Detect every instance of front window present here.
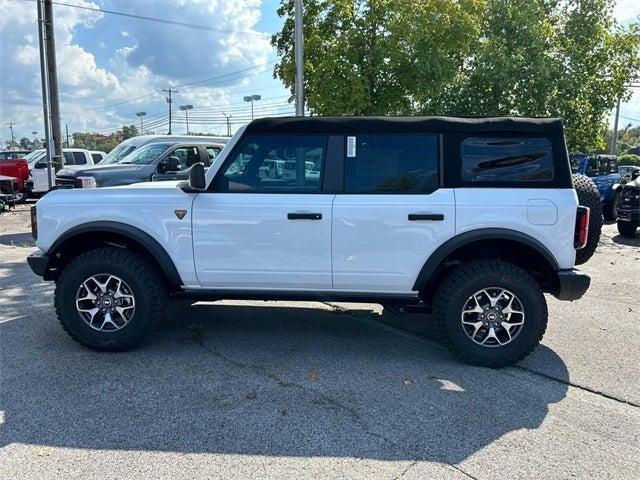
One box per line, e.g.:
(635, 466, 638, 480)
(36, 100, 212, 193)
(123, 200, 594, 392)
(214, 134, 326, 193)
(119, 143, 171, 165)
(101, 144, 137, 165)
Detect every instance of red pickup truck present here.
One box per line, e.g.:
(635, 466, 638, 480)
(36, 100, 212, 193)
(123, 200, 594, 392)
(0, 151, 31, 203)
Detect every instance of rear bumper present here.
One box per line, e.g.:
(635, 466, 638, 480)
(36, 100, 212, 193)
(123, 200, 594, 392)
(553, 269, 590, 301)
(27, 250, 49, 277)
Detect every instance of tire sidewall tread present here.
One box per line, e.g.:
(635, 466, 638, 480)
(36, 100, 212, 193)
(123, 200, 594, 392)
(54, 247, 167, 351)
(433, 259, 548, 368)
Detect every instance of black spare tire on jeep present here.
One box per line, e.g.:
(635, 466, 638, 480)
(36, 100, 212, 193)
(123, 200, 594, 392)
(572, 173, 602, 265)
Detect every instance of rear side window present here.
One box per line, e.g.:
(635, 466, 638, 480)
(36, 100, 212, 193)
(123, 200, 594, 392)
(73, 152, 87, 165)
(91, 153, 103, 162)
(344, 135, 438, 193)
(461, 137, 553, 183)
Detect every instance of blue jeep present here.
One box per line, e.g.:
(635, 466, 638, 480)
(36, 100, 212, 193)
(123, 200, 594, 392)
(571, 154, 622, 220)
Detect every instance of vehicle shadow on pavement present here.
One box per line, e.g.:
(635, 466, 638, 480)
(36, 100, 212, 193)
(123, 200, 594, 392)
(0, 263, 570, 465)
(611, 233, 640, 247)
(0, 233, 35, 248)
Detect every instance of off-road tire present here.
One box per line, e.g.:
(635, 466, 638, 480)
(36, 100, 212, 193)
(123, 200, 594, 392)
(573, 173, 602, 265)
(617, 220, 638, 237)
(433, 259, 548, 368)
(54, 247, 167, 351)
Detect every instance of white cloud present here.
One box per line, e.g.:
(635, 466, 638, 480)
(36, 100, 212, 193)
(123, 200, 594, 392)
(0, 0, 274, 139)
(613, 0, 640, 24)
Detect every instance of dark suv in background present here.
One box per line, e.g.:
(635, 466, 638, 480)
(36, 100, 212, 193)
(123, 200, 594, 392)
(55, 139, 226, 189)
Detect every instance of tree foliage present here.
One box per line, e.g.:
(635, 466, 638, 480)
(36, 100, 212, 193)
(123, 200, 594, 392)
(273, 0, 640, 152)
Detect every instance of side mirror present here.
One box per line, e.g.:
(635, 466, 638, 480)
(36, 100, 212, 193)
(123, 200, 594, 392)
(167, 156, 181, 171)
(158, 158, 169, 174)
(188, 162, 206, 189)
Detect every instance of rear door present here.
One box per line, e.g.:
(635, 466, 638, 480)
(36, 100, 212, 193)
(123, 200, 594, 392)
(332, 134, 455, 292)
(192, 134, 334, 289)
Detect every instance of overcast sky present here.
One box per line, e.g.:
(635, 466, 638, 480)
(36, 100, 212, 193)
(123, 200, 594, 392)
(0, 0, 638, 143)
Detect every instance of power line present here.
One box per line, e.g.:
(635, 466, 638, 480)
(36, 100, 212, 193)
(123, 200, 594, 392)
(12, 0, 271, 39)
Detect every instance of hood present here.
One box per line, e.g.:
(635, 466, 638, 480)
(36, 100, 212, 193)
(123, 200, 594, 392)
(57, 163, 146, 177)
(108, 180, 182, 189)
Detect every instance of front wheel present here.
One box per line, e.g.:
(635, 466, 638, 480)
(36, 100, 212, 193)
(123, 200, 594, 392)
(617, 220, 638, 238)
(13, 189, 28, 204)
(54, 247, 167, 351)
(433, 260, 548, 368)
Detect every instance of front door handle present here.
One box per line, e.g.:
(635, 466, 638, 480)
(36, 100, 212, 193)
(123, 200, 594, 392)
(287, 213, 322, 220)
(408, 213, 444, 221)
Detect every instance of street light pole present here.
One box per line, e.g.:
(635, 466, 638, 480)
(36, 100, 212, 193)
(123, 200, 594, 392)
(136, 111, 146, 134)
(294, 0, 305, 116)
(37, 0, 53, 189)
(222, 112, 233, 137)
(7, 122, 15, 148)
(179, 105, 193, 134)
(243, 94, 261, 121)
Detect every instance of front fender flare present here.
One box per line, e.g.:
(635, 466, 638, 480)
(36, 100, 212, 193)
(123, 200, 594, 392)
(48, 221, 183, 286)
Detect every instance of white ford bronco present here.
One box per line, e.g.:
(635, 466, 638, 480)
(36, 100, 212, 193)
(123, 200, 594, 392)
(28, 116, 591, 367)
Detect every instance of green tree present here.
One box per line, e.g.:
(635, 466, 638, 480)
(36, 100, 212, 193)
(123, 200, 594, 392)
(273, 0, 640, 152)
(273, 0, 484, 115)
(19, 137, 32, 150)
(122, 125, 139, 139)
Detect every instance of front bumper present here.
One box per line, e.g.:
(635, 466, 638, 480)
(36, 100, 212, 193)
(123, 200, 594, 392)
(553, 269, 591, 301)
(617, 208, 640, 223)
(27, 250, 50, 277)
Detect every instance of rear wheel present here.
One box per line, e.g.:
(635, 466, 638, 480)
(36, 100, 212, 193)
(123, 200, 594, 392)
(572, 174, 602, 265)
(617, 220, 638, 237)
(433, 260, 547, 368)
(54, 247, 167, 351)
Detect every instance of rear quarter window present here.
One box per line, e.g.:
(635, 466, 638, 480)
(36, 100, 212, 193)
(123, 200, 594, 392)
(461, 137, 554, 183)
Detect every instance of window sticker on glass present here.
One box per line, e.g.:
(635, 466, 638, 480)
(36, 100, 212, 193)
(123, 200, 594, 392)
(347, 136, 357, 157)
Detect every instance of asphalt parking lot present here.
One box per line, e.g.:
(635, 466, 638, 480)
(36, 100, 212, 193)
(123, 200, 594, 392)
(1, 202, 639, 479)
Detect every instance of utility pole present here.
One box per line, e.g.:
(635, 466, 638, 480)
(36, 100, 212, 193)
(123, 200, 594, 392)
(43, 0, 63, 171)
(222, 113, 232, 136)
(136, 111, 146, 134)
(37, 0, 53, 189)
(163, 88, 178, 134)
(65, 123, 69, 147)
(7, 122, 15, 148)
(294, 0, 305, 116)
(611, 96, 621, 156)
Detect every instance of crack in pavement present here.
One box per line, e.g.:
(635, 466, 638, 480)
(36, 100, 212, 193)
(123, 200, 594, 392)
(321, 303, 640, 409)
(190, 332, 480, 480)
(190, 335, 408, 455)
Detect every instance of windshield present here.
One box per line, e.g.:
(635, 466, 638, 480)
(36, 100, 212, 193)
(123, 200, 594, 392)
(100, 144, 138, 165)
(118, 143, 171, 165)
(24, 150, 46, 164)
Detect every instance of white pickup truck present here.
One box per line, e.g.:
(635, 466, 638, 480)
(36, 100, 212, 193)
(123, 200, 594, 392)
(25, 148, 105, 195)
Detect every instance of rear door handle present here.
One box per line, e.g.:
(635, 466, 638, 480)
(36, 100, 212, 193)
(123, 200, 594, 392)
(408, 213, 444, 221)
(287, 213, 322, 220)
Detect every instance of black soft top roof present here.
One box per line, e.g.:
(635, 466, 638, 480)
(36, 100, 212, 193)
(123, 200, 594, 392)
(245, 116, 564, 135)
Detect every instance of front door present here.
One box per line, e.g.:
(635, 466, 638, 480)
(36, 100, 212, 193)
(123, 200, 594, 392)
(192, 134, 334, 290)
(332, 134, 455, 292)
